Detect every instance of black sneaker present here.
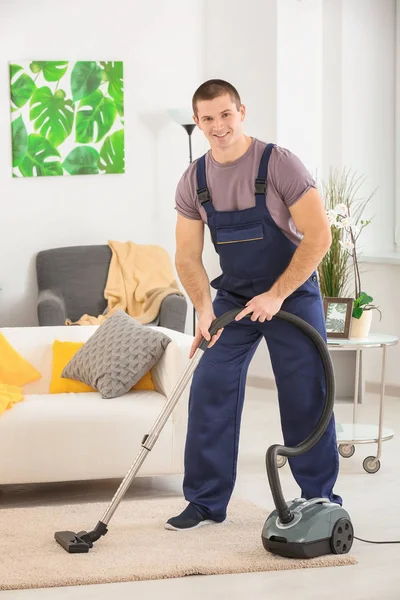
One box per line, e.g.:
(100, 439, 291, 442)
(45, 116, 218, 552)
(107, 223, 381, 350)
(165, 503, 217, 531)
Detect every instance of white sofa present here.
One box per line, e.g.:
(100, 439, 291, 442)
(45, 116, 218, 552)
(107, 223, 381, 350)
(0, 325, 193, 485)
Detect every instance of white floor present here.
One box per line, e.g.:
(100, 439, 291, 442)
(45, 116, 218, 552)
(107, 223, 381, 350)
(1, 386, 400, 600)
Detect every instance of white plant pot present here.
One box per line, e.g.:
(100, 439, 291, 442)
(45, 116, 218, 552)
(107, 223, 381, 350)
(350, 310, 373, 338)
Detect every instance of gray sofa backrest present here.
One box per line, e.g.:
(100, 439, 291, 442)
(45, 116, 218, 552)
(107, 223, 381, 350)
(36, 245, 112, 322)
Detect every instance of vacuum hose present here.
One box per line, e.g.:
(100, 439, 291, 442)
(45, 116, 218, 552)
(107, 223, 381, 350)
(198, 307, 335, 525)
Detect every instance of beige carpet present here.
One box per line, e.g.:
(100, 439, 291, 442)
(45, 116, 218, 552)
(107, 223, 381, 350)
(0, 496, 357, 590)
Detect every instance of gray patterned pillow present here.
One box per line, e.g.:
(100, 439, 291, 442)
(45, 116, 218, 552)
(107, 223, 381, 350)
(61, 310, 171, 399)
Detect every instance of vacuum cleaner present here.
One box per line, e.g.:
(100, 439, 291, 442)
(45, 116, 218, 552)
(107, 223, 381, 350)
(55, 308, 353, 558)
(260, 310, 353, 559)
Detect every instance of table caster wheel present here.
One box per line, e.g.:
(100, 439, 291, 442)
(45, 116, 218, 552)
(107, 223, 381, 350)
(363, 456, 381, 474)
(277, 455, 287, 468)
(338, 444, 355, 458)
(330, 517, 354, 554)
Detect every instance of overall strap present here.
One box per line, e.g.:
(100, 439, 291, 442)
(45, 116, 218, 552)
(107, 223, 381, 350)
(196, 154, 214, 217)
(255, 143, 275, 209)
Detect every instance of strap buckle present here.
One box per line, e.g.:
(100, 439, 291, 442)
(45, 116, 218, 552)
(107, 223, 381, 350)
(255, 178, 266, 195)
(197, 186, 211, 205)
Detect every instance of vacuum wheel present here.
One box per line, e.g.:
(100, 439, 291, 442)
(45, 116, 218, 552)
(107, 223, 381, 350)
(338, 444, 355, 458)
(277, 455, 287, 468)
(363, 456, 381, 474)
(330, 517, 354, 554)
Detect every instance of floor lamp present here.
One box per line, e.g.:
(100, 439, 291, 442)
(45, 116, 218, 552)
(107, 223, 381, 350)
(170, 111, 197, 336)
(181, 123, 196, 164)
(182, 123, 197, 335)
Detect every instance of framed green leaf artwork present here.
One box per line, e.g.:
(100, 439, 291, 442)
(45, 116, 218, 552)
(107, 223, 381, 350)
(9, 61, 125, 177)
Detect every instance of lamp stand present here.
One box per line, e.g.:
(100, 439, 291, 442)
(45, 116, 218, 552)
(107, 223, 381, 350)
(181, 123, 197, 336)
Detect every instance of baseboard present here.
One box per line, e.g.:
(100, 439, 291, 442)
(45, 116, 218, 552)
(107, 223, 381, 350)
(365, 381, 400, 398)
(247, 376, 276, 390)
(247, 376, 400, 398)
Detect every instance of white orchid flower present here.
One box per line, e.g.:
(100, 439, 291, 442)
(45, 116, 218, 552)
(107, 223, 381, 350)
(335, 203, 348, 217)
(327, 209, 337, 226)
(339, 239, 354, 251)
(340, 216, 354, 228)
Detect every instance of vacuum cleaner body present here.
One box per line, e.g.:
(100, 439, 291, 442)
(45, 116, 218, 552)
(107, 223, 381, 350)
(262, 498, 354, 559)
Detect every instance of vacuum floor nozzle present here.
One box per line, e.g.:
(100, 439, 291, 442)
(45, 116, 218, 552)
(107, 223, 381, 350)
(55, 530, 92, 553)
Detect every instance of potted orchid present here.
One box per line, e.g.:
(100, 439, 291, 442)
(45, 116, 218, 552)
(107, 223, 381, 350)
(317, 168, 380, 337)
(327, 203, 381, 336)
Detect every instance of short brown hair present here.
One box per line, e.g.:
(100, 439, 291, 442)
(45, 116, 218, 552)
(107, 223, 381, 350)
(192, 79, 241, 116)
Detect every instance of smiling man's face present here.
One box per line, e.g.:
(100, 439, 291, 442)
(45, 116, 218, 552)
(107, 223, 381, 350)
(193, 93, 246, 152)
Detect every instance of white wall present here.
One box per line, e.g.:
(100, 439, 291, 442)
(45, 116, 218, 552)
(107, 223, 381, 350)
(341, 0, 396, 255)
(395, 0, 400, 247)
(1, 0, 399, 391)
(277, 0, 323, 176)
(278, 0, 396, 258)
(0, 0, 204, 326)
(358, 260, 400, 388)
(322, 0, 343, 173)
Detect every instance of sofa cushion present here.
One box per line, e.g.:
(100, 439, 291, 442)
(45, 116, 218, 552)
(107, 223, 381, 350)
(61, 310, 171, 399)
(0, 333, 41, 387)
(0, 391, 176, 483)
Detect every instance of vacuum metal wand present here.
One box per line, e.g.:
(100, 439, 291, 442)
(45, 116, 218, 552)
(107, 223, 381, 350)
(100, 347, 204, 525)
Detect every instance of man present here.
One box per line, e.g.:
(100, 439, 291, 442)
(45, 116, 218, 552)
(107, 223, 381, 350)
(165, 79, 341, 531)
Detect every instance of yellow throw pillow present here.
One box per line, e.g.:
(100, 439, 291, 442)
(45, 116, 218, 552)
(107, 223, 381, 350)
(50, 341, 96, 393)
(51, 341, 155, 393)
(131, 369, 155, 391)
(0, 333, 41, 386)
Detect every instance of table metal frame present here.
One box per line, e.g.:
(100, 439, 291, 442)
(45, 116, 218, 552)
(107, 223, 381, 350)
(328, 335, 398, 472)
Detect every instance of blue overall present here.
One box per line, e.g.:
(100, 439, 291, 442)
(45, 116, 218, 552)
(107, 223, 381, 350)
(183, 144, 342, 522)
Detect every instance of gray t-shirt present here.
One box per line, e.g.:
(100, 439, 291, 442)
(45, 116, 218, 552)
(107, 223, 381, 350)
(175, 138, 316, 246)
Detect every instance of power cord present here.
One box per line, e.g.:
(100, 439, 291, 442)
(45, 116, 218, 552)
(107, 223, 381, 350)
(354, 535, 400, 545)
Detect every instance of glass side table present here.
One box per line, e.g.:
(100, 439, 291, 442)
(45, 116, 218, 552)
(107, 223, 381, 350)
(328, 334, 398, 473)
